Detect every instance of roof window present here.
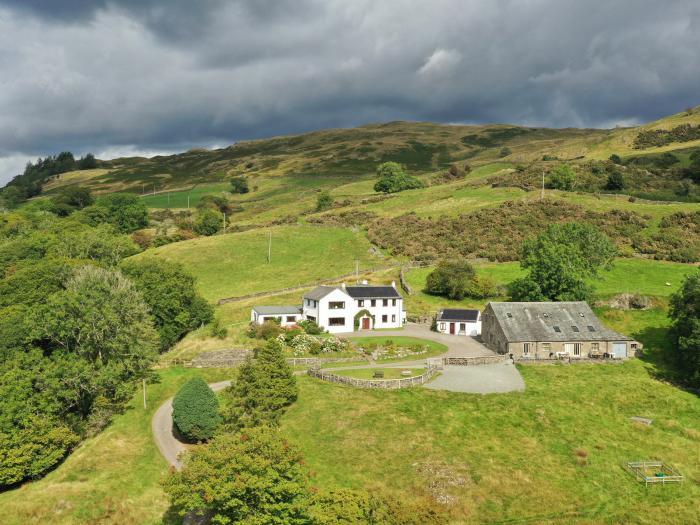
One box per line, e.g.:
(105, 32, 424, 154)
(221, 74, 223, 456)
(553, 326, 561, 333)
(506, 312, 513, 318)
(587, 325, 596, 332)
(579, 312, 585, 317)
(571, 326, 580, 332)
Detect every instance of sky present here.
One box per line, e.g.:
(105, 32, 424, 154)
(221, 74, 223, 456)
(1, 0, 699, 185)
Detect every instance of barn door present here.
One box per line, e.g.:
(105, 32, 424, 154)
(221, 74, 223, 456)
(613, 343, 627, 358)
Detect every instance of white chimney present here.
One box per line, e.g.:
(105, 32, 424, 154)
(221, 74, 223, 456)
(391, 280, 396, 288)
(341, 283, 346, 289)
(361, 279, 368, 285)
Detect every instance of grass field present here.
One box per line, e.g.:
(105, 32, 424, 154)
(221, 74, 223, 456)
(0, 367, 232, 525)
(333, 367, 426, 379)
(134, 224, 395, 301)
(140, 183, 230, 208)
(282, 362, 700, 524)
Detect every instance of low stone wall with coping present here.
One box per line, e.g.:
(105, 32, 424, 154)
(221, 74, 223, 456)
(307, 365, 438, 389)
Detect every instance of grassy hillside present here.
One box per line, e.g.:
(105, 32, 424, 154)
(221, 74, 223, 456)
(136, 224, 394, 301)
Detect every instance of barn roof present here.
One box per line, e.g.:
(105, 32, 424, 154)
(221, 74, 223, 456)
(252, 305, 302, 315)
(437, 309, 480, 322)
(487, 301, 631, 342)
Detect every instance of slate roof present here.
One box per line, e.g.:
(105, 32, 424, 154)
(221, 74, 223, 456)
(252, 305, 302, 315)
(303, 286, 339, 301)
(345, 285, 402, 299)
(487, 301, 631, 343)
(437, 309, 480, 322)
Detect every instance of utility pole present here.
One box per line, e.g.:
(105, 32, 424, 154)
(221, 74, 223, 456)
(153, 183, 155, 196)
(142, 379, 147, 409)
(267, 231, 272, 263)
(355, 259, 359, 283)
(541, 171, 545, 200)
(223, 213, 227, 233)
(187, 195, 190, 209)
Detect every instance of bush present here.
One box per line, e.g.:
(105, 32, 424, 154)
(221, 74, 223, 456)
(298, 319, 323, 334)
(210, 318, 228, 339)
(315, 191, 334, 212)
(230, 176, 249, 194)
(669, 272, 700, 387)
(547, 164, 576, 191)
(194, 208, 223, 236)
(605, 170, 626, 191)
(90, 193, 149, 233)
(425, 260, 477, 300)
(374, 162, 424, 194)
(247, 320, 283, 340)
(172, 377, 221, 442)
(499, 147, 512, 158)
(609, 154, 622, 164)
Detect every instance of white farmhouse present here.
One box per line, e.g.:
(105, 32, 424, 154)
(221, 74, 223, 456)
(251, 281, 405, 334)
(250, 306, 303, 326)
(436, 308, 482, 336)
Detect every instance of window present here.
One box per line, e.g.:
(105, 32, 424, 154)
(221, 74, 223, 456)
(382, 315, 388, 323)
(591, 342, 600, 352)
(383, 299, 388, 307)
(571, 326, 580, 332)
(523, 343, 531, 356)
(392, 314, 396, 322)
(328, 318, 345, 326)
(286, 316, 296, 323)
(358, 300, 364, 307)
(542, 342, 551, 354)
(306, 315, 316, 322)
(371, 299, 376, 307)
(553, 326, 561, 333)
(329, 301, 345, 310)
(439, 323, 446, 331)
(392, 299, 397, 306)
(573, 343, 582, 356)
(587, 325, 596, 332)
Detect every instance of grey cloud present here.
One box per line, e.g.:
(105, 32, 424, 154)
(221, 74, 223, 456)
(1, 0, 700, 184)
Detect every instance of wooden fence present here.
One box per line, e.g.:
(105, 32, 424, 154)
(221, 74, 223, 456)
(307, 365, 438, 389)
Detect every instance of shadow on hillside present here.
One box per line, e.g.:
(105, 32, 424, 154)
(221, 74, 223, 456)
(634, 325, 697, 395)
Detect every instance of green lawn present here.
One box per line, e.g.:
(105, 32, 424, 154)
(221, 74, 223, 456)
(140, 183, 230, 209)
(333, 367, 426, 380)
(283, 362, 700, 523)
(0, 367, 233, 525)
(133, 224, 394, 301)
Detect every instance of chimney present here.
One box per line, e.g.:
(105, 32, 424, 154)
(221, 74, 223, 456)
(341, 283, 346, 290)
(362, 279, 368, 285)
(391, 280, 396, 288)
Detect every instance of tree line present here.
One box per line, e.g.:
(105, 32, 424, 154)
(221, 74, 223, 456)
(0, 191, 212, 487)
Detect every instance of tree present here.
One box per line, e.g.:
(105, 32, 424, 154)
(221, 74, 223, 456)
(77, 153, 98, 170)
(90, 193, 149, 233)
(547, 164, 576, 190)
(172, 377, 221, 442)
(51, 186, 94, 216)
(605, 170, 626, 191)
(609, 153, 622, 165)
(163, 428, 310, 525)
(30, 265, 159, 412)
(373, 162, 423, 194)
(424, 260, 476, 300)
(194, 207, 223, 236)
(230, 176, 249, 194)
(121, 258, 213, 351)
(668, 272, 700, 387)
(222, 340, 297, 430)
(315, 191, 333, 212)
(508, 223, 616, 301)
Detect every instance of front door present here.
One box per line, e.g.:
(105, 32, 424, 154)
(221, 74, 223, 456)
(449, 323, 455, 334)
(361, 317, 370, 330)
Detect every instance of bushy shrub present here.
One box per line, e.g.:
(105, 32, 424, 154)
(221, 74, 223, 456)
(425, 260, 492, 300)
(374, 162, 424, 194)
(172, 377, 221, 442)
(230, 176, 249, 194)
(320, 337, 349, 353)
(547, 164, 576, 190)
(315, 191, 334, 212)
(605, 170, 626, 190)
(247, 320, 283, 340)
(194, 208, 223, 236)
(287, 333, 321, 356)
(298, 319, 324, 334)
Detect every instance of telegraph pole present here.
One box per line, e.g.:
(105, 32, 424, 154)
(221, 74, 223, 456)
(267, 231, 272, 263)
(355, 259, 359, 283)
(142, 379, 147, 409)
(541, 171, 545, 200)
(223, 213, 226, 233)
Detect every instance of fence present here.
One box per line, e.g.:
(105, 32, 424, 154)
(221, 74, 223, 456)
(307, 365, 438, 389)
(625, 461, 684, 486)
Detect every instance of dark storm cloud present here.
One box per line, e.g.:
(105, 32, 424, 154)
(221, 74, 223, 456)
(1, 0, 699, 184)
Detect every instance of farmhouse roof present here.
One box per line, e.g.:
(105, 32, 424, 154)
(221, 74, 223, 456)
(345, 285, 402, 299)
(487, 301, 631, 343)
(303, 286, 341, 301)
(437, 309, 480, 322)
(252, 305, 302, 315)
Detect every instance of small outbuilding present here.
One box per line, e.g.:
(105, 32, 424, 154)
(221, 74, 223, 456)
(250, 305, 303, 326)
(481, 301, 641, 360)
(436, 309, 481, 336)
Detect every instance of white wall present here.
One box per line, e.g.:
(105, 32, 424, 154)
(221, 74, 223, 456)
(437, 319, 482, 336)
(251, 310, 303, 327)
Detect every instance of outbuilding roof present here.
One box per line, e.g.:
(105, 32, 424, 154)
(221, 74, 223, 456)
(487, 301, 631, 343)
(345, 285, 401, 299)
(437, 309, 480, 322)
(303, 286, 339, 301)
(252, 305, 302, 315)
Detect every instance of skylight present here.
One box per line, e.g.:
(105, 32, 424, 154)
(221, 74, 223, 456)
(553, 326, 561, 332)
(506, 312, 513, 318)
(587, 325, 596, 332)
(571, 326, 580, 332)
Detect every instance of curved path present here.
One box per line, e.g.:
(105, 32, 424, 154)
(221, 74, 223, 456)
(152, 324, 523, 469)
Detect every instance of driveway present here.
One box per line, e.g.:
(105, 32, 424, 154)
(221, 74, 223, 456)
(424, 363, 525, 393)
(336, 322, 495, 358)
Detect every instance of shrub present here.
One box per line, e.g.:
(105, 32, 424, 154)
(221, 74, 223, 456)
(499, 147, 512, 158)
(374, 162, 424, 193)
(605, 170, 626, 191)
(425, 260, 476, 300)
(210, 318, 228, 339)
(230, 176, 249, 194)
(320, 337, 349, 353)
(609, 154, 622, 164)
(298, 319, 324, 334)
(288, 333, 321, 356)
(172, 377, 222, 442)
(547, 164, 576, 190)
(194, 208, 223, 236)
(315, 191, 334, 212)
(247, 320, 283, 340)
